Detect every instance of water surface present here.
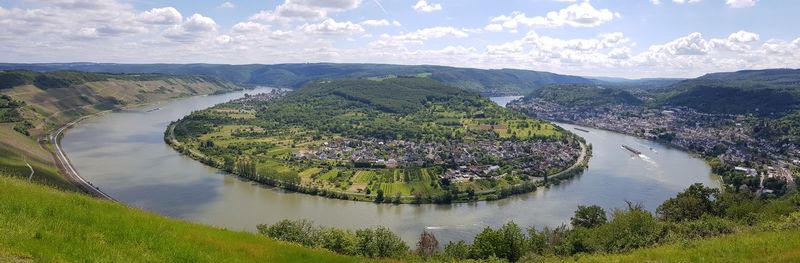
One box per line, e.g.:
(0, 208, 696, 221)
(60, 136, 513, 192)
(62, 90, 718, 243)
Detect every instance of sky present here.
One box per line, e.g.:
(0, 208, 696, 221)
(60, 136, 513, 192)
(1, 0, 799, 78)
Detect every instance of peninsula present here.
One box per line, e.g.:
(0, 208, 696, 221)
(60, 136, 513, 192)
(167, 77, 588, 203)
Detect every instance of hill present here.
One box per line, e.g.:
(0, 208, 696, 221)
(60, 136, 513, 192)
(588, 77, 685, 90)
(549, 228, 800, 263)
(657, 68, 800, 116)
(0, 63, 596, 95)
(0, 175, 364, 262)
(0, 70, 241, 190)
(169, 77, 585, 203)
(520, 84, 643, 107)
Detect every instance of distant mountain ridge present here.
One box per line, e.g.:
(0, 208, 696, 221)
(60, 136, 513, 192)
(0, 63, 595, 95)
(657, 68, 800, 116)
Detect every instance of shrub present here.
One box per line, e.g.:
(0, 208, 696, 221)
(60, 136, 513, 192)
(593, 204, 665, 253)
(256, 219, 321, 247)
(355, 226, 409, 258)
(571, 205, 607, 228)
(657, 183, 720, 222)
(664, 215, 737, 241)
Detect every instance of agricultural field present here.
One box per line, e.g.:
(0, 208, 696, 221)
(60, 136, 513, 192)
(170, 78, 584, 203)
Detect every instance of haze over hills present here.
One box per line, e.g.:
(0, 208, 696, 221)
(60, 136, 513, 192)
(0, 63, 595, 95)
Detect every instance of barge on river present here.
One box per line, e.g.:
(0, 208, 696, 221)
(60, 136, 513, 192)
(622, 145, 642, 155)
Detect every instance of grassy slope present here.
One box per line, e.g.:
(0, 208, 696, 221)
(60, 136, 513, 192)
(0, 72, 241, 191)
(550, 229, 800, 263)
(0, 175, 367, 263)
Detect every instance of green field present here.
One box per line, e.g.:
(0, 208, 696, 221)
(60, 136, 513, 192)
(551, 229, 800, 263)
(0, 175, 366, 262)
(170, 78, 576, 203)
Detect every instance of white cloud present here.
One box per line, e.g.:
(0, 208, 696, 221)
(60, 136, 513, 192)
(250, 0, 362, 22)
(138, 7, 182, 25)
(672, 0, 702, 4)
(163, 14, 218, 42)
(300, 18, 364, 35)
(487, 2, 618, 31)
(412, 0, 442, 12)
(393, 27, 468, 43)
(484, 24, 504, 32)
(726, 0, 757, 8)
(361, 19, 401, 27)
(219, 2, 235, 9)
(232, 21, 270, 33)
(650, 0, 662, 5)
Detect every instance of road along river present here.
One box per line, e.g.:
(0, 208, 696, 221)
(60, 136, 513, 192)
(61, 89, 720, 244)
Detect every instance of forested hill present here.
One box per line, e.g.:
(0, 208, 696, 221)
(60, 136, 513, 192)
(283, 77, 481, 114)
(0, 63, 595, 95)
(520, 84, 643, 107)
(253, 77, 515, 141)
(657, 68, 800, 116)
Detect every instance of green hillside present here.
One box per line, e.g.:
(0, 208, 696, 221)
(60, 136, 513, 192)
(550, 229, 800, 263)
(0, 175, 365, 262)
(657, 69, 800, 116)
(521, 84, 642, 107)
(0, 63, 596, 94)
(0, 70, 241, 190)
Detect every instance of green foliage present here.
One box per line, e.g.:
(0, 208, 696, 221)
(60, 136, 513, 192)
(257, 219, 321, 247)
(443, 240, 471, 260)
(0, 175, 359, 262)
(257, 219, 408, 258)
(0, 63, 597, 94)
(657, 69, 800, 116)
(570, 205, 607, 228)
(663, 215, 737, 241)
(656, 183, 720, 222)
(354, 226, 409, 258)
(591, 204, 665, 253)
(524, 84, 643, 107)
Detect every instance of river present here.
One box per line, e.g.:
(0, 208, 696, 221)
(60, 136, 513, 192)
(61, 90, 719, 244)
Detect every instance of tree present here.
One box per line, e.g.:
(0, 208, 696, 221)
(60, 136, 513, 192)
(571, 205, 607, 228)
(319, 228, 359, 255)
(355, 226, 409, 258)
(374, 189, 384, 203)
(443, 240, 471, 260)
(470, 222, 528, 262)
(470, 227, 502, 259)
(416, 230, 439, 258)
(594, 203, 664, 253)
(656, 183, 720, 222)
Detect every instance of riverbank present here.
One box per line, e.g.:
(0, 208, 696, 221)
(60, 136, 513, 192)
(165, 119, 592, 204)
(37, 86, 252, 199)
(550, 119, 726, 187)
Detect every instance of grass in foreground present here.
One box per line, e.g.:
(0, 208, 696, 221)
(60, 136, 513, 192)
(0, 175, 369, 262)
(549, 228, 800, 263)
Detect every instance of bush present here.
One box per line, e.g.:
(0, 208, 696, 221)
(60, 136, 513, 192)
(355, 226, 409, 258)
(571, 205, 607, 228)
(664, 215, 737, 241)
(470, 222, 527, 261)
(443, 240, 471, 260)
(256, 219, 320, 247)
(593, 204, 665, 253)
(657, 183, 720, 222)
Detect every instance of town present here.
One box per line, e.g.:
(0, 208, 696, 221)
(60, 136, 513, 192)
(509, 98, 799, 196)
(294, 137, 581, 182)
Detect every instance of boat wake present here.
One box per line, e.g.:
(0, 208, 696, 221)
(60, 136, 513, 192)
(638, 154, 658, 166)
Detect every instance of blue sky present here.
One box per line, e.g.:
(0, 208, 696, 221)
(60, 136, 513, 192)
(1, 0, 798, 78)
